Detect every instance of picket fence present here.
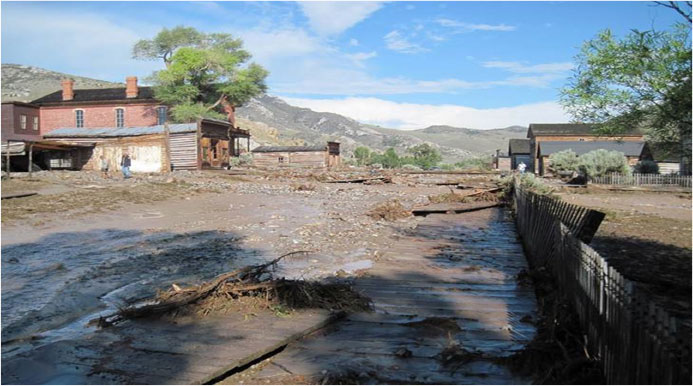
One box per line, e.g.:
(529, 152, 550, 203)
(513, 182, 691, 384)
(591, 173, 692, 188)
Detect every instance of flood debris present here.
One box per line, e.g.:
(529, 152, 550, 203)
(367, 199, 412, 221)
(326, 176, 392, 184)
(91, 251, 372, 327)
(436, 338, 486, 372)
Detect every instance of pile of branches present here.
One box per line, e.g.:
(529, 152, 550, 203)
(367, 199, 412, 221)
(93, 251, 372, 327)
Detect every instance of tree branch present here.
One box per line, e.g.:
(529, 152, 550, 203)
(655, 1, 692, 23)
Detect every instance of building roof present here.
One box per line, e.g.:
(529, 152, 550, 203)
(1, 101, 39, 108)
(252, 145, 327, 153)
(508, 139, 530, 154)
(528, 123, 643, 138)
(538, 141, 647, 157)
(31, 87, 156, 105)
(44, 123, 197, 138)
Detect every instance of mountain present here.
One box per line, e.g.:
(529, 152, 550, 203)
(1, 64, 527, 161)
(236, 94, 527, 161)
(1, 64, 121, 102)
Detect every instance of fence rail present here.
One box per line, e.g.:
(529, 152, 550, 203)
(591, 173, 692, 188)
(513, 181, 691, 384)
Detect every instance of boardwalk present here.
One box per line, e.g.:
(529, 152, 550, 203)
(227, 208, 538, 384)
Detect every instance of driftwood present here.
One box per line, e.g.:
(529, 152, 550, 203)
(92, 251, 312, 327)
(326, 176, 391, 184)
(1, 192, 38, 200)
(412, 202, 501, 216)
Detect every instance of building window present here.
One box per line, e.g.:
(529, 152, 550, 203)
(278, 156, 285, 163)
(157, 106, 167, 125)
(75, 110, 84, 128)
(19, 115, 27, 130)
(115, 108, 124, 128)
(32, 116, 39, 131)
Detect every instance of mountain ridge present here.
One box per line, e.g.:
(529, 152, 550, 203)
(1, 64, 527, 161)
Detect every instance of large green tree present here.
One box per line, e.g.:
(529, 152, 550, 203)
(560, 6, 691, 171)
(133, 26, 268, 123)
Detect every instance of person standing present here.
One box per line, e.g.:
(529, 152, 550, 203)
(517, 161, 527, 174)
(100, 155, 109, 178)
(120, 151, 132, 179)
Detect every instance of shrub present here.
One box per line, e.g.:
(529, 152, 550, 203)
(453, 156, 492, 170)
(548, 150, 579, 174)
(239, 153, 253, 166)
(634, 160, 659, 174)
(577, 149, 630, 178)
(517, 173, 555, 195)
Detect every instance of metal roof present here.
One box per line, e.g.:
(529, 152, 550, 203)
(538, 141, 646, 157)
(508, 139, 530, 154)
(252, 145, 326, 153)
(44, 123, 197, 138)
(528, 123, 643, 138)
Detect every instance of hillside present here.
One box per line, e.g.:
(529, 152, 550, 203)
(1, 64, 121, 102)
(1, 64, 527, 161)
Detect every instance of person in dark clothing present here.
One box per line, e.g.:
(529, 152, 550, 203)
(120, 151, 132, 179)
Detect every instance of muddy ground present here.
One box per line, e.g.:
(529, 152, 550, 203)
(556, 186, 692, 319)
(1, 169, 467, 351)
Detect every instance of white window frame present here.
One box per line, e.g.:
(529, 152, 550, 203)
(32, 116, 39, 131)
(156, 106, 167, 125)
(75, 109, 84, 128)
(19, 114, 27, 130)
(115, 107, 125, 128)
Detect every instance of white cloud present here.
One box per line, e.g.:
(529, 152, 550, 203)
(345, 51, 377, 68)
(299, 1, 383, 36)
(283, 97, 569, 130)
(482, 61, 574, 74)
(436, 18, 517, 32)
(349, 38, 360, 46)
(384, 30, 428, 54)
(1, 4, 158, 81)
(238, 27, 324, 62)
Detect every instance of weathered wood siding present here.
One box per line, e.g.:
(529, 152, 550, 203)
(169, 132, 198, 170)
(513, 181, 691, 384)
(253, 151, 327, 168)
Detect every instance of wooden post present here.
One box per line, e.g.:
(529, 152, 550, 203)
(5, 140, 10, 179)
(28, 142, 33, 177)
(163, 122, 172, 173)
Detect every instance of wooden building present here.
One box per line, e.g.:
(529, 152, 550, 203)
(43, 118, 249, 172)
(251, 142, 340, 168)
(508, 139, 531, 170)
(527, 123, 644, 173)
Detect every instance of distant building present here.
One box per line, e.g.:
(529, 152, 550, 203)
(251, 142, 340, 168)
(1, 101, 42, 142)
(536, 140, 652, 176)
(526, 123, 645, 174)
(508, 139, 531, 170)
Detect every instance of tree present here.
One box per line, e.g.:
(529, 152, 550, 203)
(548, 149, 579, 174)
(577, 149, 631, 178)
(353, 146, 372, 166)
(134, 26, 269, 123)
(560, 15, 691, 172)
(407, 144, 442, 170)
(376, 148, 402, 169)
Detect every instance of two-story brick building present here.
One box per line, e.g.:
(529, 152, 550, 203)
(2, 76, 250, 172)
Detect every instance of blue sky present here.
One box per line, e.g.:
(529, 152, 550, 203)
(1, 1, 688, 129)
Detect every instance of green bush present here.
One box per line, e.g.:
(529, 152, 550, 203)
(353, 146, 371, 166)
(548, 149, 579, 174)
(239, 153, 253, 166)
(577, 149, 630, 178)
(453, 156, 492, 170)
(517, 173, 555, 195)
(634, 160, 659, 174)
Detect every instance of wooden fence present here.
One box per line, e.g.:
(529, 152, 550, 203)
(513, 182, 692, 384)
(591, 173, 692, 188)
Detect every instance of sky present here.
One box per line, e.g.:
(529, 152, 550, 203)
(1, 1, 687, 129)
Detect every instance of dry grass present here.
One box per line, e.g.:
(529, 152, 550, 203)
(367, 199, 411, 221)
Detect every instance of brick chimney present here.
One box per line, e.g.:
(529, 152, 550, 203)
(61, 78, 74, 101)
(125, 76, 138, 98)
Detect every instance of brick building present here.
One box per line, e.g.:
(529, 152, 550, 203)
(2, 76, 250, 172)
(31, 77, 165, 134)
